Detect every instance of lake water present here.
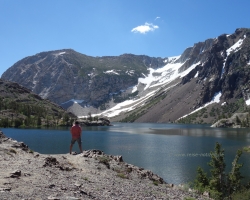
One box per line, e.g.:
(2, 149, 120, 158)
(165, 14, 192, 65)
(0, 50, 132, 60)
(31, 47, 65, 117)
(2, 123, 250, 185)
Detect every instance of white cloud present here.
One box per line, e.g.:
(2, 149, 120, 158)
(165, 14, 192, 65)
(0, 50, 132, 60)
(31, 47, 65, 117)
(155, 16, 160, 20)
(131, 22, 159, 34)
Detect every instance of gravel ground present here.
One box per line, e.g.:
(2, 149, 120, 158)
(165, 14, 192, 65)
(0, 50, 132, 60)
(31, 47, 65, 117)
(0, 131, 211, 200)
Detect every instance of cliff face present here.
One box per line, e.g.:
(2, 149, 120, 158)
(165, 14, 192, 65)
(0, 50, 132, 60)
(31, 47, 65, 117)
(2, 28, 250, 123)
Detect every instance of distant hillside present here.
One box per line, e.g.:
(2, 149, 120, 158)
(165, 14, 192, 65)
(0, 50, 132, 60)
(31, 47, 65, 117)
(0, 79, 76, 127)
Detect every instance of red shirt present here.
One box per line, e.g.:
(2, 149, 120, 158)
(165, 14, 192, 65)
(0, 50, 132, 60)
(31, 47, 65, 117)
(70, 125, 82, 139)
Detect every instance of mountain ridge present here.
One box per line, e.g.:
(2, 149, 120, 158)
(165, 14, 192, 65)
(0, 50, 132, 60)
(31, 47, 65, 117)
(2, 49, 165, 106)
(2, 28, 250, 124)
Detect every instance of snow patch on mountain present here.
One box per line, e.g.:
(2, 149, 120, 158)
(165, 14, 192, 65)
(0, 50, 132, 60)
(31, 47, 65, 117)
(164, 56, 180, 63)
(61, 99, 84, 104)
(246, 99, 250, 106)
(179, 92, 222, 120)
(221, 36, 246, 79)
(126, 70, 135, 76)
(221, 102, 227, 106)
(226, 35, 245, 55)
(92, 57, 202, 118)
(220, 60, 226, 79)
(131, 56, 182, 92)
(54, 51, 66, 57)
(104, 70, 120, 75)
(180, 62, 201, 78)
(92, 90, 157, 118)
(132, 85, 138, 93)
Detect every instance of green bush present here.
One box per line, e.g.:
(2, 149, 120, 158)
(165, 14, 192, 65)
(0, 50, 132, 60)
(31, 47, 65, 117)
(232, 188, 250, 200)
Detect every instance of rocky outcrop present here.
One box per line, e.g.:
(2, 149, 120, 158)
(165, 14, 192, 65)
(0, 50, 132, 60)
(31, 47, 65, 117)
(0, 131, 208, 199)
(79, 117, 111, 126)
(211, 112, 249, 128)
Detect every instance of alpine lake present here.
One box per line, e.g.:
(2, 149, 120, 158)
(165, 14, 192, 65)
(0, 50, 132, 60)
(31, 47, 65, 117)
(2, 122, 250, 185)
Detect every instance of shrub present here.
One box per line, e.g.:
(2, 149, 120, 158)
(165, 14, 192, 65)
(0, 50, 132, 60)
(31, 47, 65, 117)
(117, 173, 127, 179)
(9, 148, 17, 154)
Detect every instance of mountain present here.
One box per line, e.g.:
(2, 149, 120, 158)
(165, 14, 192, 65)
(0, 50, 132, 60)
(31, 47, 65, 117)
(2, 28, 250, 124)
(1, 50, 164, 109)
(0, 79, 75, 127)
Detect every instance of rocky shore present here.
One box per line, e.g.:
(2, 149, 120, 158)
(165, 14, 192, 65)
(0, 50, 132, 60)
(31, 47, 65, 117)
(78, 118, 112, 126)
(0, 131, 208, 200)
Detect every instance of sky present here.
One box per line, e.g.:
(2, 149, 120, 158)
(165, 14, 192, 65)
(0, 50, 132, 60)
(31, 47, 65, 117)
(1, 0, 250, 76)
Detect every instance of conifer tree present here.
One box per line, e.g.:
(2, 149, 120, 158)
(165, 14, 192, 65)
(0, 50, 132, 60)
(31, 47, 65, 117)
(194, 166, 209, 192)
(208, 142, 226, 198)
(227, 149, 243, 196)
(37, 116, 42, 127)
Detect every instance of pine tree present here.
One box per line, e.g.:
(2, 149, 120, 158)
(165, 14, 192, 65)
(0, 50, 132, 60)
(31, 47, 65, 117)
(194, 166, 209, 192)
(63, 113, 69, 125)
(37, 116, 42, 127)
(14, 118, 23, 128)
(227, 149, 243, 196)
(208, 142, 226, 198)
(236, 115, 241, 125)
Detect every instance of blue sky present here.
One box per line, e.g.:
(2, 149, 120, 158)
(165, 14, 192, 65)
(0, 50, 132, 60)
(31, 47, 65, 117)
(1, 0, 250, 76)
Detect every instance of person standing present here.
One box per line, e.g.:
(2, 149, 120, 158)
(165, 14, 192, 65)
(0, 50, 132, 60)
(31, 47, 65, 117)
(69, 121, 83, 154)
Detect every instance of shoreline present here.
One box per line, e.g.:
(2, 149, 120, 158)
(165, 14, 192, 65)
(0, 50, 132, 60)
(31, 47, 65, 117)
(0, 131, 209, 199)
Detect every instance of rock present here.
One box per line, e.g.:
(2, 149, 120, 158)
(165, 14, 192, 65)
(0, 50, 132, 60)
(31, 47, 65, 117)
(43, 156, 59, 167)
(10, 170, 21, 178)
(0, 131, 6, 139)
(211, 112, 249, 128)
(203, 191, 210, 197)
(48, 184, 56, 189)
(11, 142, 29, 151)
(0, 187, 11, 191)
(114, 155, 123, 162)
(61, 186, 67, 190)
(66, 197, 81, 200)
(74, 182, 82, 187)
(47, 195, 60, 200)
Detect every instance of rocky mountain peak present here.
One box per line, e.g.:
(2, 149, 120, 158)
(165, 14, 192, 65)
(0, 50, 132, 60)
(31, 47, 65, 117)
(2, 28, 250, 124)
